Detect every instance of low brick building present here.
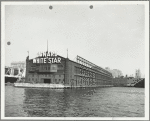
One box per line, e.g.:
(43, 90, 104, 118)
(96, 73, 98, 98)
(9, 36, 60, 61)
(112, 77, 128, 87)
(112, 77, 145, 87)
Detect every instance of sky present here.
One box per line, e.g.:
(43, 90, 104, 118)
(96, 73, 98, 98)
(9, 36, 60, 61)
(4, 3, 146, 77)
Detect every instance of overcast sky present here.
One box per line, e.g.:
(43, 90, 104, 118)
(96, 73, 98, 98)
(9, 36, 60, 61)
(5, 3, 146, 77)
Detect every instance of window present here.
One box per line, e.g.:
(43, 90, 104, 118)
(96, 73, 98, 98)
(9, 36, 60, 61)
(74, 76, 76, 80)
(58, 65, 63, 69)
(59, 75, 61, 77)
(74, 67, 77, 73)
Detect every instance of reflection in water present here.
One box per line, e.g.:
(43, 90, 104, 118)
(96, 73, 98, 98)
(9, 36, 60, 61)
(23, 88, 97, 117)
(5, 86, 144, 117)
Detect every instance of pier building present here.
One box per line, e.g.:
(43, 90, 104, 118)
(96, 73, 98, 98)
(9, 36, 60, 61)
(25, 52, 113, 87)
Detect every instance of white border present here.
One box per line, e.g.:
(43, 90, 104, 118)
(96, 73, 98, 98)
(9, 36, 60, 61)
(1, 1, 149, 120)
(1, 1, 5, 120)
(0, 1, 149, 5)
(144, 2, 149, 120)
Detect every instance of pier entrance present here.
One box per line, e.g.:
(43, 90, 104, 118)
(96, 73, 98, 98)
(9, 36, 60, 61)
(44, 79, 51, 84)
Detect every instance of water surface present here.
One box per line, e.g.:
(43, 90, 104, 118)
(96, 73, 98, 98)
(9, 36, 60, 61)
(5, 86, 144, 117)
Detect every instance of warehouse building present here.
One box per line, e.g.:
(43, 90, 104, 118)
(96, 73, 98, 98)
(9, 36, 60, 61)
(25, 51, 113, 87)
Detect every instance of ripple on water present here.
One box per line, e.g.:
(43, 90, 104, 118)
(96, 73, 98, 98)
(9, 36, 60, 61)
(5, 86, 144, 117)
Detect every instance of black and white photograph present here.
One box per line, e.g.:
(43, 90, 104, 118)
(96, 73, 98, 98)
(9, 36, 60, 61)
(1, 1, 149, 120)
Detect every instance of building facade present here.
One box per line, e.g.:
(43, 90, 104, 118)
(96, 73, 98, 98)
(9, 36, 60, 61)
(135, 69, 141, 78)
(112, 77, 144, 87)
(11, 61, 26, 69)
(25, 53, 113, 87)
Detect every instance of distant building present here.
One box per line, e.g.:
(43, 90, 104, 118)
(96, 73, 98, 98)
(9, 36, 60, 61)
(135, 69, 141, 78)
(11, 61, 26, 69)
(112, 77, 144, 87)
(10, 61, 26, 77)
(112, 69, 123, 78)
(105, 67, 123, 78)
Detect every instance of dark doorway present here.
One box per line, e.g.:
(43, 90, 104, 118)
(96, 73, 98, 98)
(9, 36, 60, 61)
(44, 79, 51, 83)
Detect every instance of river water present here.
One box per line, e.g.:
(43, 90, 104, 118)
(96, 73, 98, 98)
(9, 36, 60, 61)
(5, 86, 144, 117)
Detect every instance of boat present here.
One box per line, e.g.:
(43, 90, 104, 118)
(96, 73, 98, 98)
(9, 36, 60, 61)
(5, 75, 19, 83)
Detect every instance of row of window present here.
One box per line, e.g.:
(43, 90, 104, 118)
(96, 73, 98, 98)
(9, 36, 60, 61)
(74, 67, 112, 80)
(74, 75, 111, 83)
(74, 67, 95, 77)
(78, 65, 112, 77)
(74, 76, 95, 82)
(30, 74, 63, 78)
(41, 66, 50, 70)
(29, 64, 64, 71)
(96, 74, 111, 80)
(72, 78, 111, 86)
(29, 78, 38, 81)
(28, 78, 64, 83)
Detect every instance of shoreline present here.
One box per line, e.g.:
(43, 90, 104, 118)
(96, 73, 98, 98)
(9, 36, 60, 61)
(13, 83, 113, 89)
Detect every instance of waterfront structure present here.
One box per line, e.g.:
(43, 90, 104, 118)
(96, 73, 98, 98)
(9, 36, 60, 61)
(11, 61, 26, 69)
(5, 66, 26, 83)
(25, 52, 113, 87)
(135, 69, 141, 78)
(5, 61, 26, 83)
(10, 61, 26, 77)
(112, 77, 128, 87)
(5, 66, 18, 83)
(112, 77, 144, 87)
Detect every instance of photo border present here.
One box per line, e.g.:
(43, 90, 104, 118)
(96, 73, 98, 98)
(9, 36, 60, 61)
(1, 1, 149, 120)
